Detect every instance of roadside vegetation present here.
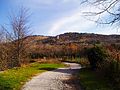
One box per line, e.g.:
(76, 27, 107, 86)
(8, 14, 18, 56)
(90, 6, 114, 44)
(0, 62, 65, 90)
(79, 68, 112, 90)
(79, 46, 120, 90)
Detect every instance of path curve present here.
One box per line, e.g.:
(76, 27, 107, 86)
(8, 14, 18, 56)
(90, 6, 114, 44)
(22, 62, 82, 90)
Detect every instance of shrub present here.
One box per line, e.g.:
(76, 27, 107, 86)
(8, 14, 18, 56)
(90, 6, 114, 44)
(86, 46, 120, 89)
(99, 60, 120, 89)
(87, 46, 107, 70)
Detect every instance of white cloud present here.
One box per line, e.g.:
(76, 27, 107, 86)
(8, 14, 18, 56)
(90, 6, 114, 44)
(48, 12, 78, 35)
(48, 4, 120, 36)
(48, 6, 100, 35)
(48, 12, 97, 35)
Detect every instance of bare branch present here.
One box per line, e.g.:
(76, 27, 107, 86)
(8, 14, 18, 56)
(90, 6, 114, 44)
(82, 0, 120, 25)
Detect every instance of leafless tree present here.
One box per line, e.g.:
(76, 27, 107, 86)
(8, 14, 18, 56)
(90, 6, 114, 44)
(81, 0, 120, 25)
(0, 7, 31, 69)
(6, 7, 31, 67)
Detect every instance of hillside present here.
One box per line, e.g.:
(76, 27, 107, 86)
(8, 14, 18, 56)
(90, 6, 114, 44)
(27, 32, 120, 45)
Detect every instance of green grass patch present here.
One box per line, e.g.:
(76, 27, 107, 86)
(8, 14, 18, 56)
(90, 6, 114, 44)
(0, 62, 65, 90)
(79, 68, 112, 90)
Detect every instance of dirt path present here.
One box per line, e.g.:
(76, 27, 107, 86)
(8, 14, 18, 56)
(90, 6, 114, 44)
(22, 62, 82, 90)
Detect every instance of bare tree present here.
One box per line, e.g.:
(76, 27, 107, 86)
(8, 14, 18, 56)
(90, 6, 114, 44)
(7, 7, 31, 66)
(81, 0, 120, 25)
(0, 7, 31, 69)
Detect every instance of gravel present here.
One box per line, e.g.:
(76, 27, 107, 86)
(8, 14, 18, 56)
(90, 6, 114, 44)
(22, 62, 82, 90)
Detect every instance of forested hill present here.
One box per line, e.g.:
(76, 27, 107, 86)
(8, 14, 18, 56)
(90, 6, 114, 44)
(26, 32, 120, 45)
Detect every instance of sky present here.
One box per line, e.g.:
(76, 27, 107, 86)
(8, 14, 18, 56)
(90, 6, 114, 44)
(0, 0, 120, 36)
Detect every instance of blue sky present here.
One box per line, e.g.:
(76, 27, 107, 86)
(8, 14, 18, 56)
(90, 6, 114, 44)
(0, 0, 120, 36)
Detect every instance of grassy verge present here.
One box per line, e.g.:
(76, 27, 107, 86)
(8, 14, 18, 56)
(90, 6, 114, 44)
(79, 68, 112, 90)
(0, 62, 65, 90)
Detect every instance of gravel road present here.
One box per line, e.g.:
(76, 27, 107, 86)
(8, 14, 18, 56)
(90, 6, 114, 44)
(22, 62, 82, 90)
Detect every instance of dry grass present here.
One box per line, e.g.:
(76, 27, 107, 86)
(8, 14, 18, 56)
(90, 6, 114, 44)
(31, 58, 61, 64)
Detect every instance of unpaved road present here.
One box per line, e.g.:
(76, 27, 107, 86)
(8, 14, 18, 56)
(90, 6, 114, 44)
(22, 62, 82, 90)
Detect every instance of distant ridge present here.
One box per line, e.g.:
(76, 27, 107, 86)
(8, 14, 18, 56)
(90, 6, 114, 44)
(25, 32, 120, 45)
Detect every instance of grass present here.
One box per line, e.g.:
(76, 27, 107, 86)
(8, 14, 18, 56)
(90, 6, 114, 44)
(0, 62, 65, 90)
(79, 68, 112, 90)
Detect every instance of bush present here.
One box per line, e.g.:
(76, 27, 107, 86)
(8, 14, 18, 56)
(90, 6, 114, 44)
(87, 46, 107, 70)
(103, 60, 120, 90)
(86, 46, 120, 89)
